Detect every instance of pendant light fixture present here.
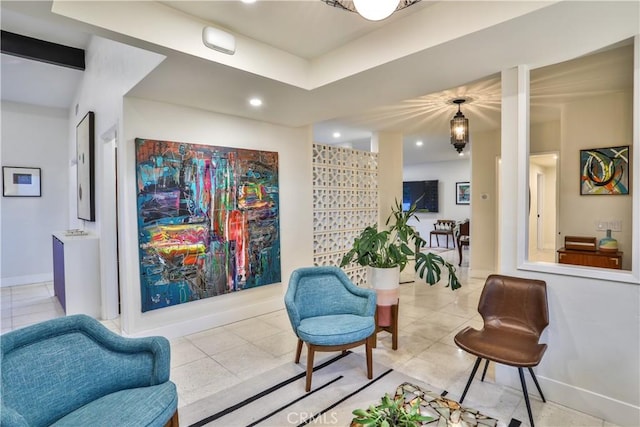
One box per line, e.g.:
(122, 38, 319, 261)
(321, 0, 421, 21)
(353, 0, 400, 21)
(450, 99, 469, 154)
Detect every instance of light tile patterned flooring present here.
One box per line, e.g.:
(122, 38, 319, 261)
(0, 249, 618, 426)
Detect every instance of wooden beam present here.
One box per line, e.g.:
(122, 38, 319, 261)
(1, 30, 85, 70)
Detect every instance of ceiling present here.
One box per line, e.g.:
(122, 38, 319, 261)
(0, 1, 636, 165)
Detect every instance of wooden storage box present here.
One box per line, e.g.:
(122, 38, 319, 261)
(564, 236, 597, 252)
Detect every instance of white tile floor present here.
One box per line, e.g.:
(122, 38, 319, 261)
(0, 249, 617, 427)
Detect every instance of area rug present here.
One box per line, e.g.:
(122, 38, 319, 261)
(181, 352, 510, 427)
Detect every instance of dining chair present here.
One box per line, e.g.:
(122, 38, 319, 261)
(454, 274, 549, 427)
(455, 219, 470, 266)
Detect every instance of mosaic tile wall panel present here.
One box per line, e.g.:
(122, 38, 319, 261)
(312, 144, 378, 286)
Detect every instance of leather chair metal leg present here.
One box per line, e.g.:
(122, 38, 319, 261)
(519, 367, 535, 427)
(528, 367, 546, 402)
(480, 359, 490, 381)
(460, 357, 482, 403)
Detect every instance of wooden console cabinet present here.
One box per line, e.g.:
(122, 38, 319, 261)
(52, 233, 101, 317)
(557, 247, 622, 269)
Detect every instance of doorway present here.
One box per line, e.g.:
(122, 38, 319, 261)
(101, 131, 121, 319)
(528, 153, 558, 262)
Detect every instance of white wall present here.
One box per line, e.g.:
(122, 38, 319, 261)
(403, 159, 470, 240)
(374, 132, 403, 227)
(1, 102, 69, 286)
(471, 129, 501, 277)
(120, 97, 313, 337)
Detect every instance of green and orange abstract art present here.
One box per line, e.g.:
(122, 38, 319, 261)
(135, 138, 280, 312)
(580, 145, 629, 195)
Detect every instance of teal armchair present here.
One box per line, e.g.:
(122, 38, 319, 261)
(284, 266, 376, 392)
(0, 314, 178, 427)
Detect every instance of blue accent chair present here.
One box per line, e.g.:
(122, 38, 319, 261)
(284, 266, 377, 392)
(0, 314, 179, 427)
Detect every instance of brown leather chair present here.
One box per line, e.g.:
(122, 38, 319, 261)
(454, 275, 549, 427)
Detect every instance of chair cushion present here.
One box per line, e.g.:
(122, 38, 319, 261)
(454, 327, 547, 367)
(298, 314, 375, 346)
(51, 382, 177, 427)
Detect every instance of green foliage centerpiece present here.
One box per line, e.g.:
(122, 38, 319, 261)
(351, 393, 433, 427)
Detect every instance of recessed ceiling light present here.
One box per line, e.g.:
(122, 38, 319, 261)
(241, 0, 257, 3)
(333, 132, 341, 138)
(415, 140, 423, 147)
(249, 98, 262, 107)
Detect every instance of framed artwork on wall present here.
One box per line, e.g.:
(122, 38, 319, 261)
(76, 111, 95, 221)
(456, 181, 470, 205)
(135, 138, 281, 312)
(2, 166, 41, 197)
(580, 145, 629, 195)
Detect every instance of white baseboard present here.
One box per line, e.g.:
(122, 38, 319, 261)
(538, 376, 639, 427)
(497, 368, 639, 426)
(1, 273, 53, 288)
(122, 296, 285, 339)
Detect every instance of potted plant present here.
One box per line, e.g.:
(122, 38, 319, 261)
(351, 393, 433, 427)
(340, 199, 461, 291)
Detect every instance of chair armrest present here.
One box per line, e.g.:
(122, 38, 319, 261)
(342, 281, 377, 316)
(284, 288, 301, 333)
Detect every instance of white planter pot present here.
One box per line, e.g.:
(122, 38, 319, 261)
(368, 266, 399, 304)
(368, 266, 400, 326)
(367, 267, 400, 290)
(367, 266, 400, 290)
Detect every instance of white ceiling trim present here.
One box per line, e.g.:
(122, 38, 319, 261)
(310, 1, 555, 87)
(51, 0, 312, 89)
(52, 0, 555, 91)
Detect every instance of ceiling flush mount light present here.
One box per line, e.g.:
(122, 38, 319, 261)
(249, 98, 262, 107)
(321, 0, 421, 21)
(333, 132, 341, 138)
(450, 99, 469, 154)
(415, 140, 423, 147)
(202, 26, 236, 55)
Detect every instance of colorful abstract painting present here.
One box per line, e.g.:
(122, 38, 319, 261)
(135, 138, 280, 312)
(580, 146, 629, 195)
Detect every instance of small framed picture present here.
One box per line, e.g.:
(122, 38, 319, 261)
(456, 181, 470, 205)
(580, 145, 629, 195)
(3, 167, 41, 197)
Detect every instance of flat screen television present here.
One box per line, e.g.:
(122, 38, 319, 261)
(402, 180, 438, 212)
